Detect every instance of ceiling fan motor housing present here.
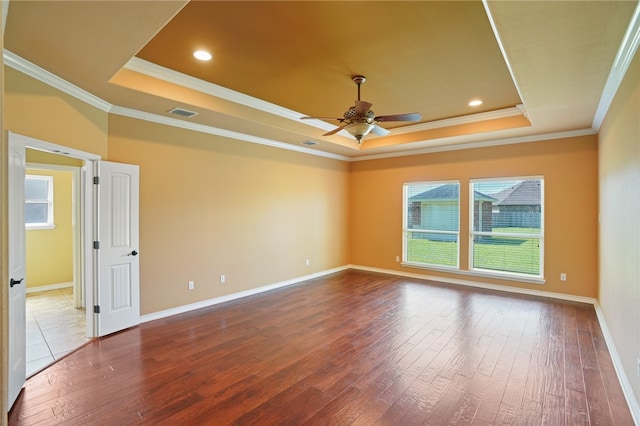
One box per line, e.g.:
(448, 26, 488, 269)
(343, 107, 375, 122)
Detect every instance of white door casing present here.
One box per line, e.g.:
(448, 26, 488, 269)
(8, 135, 26, 409)
(96, 161, 140, 336)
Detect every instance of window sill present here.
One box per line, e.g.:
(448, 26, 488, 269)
(26, 224, 56, 231)
(401, 261, 546, 285)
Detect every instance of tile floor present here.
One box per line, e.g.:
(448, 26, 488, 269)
(26, 287, 91, 377)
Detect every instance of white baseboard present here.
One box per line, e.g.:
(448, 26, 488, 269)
(140, 265, 349, 323)
(26, 281, 73, 294)
(593, 302, 640, 425)
(349, 264, 597, 304)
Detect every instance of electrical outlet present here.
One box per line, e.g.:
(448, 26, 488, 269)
(396, 256, 400, 262)
(188, 280, 194, 290)
(305, 259, 310, 266)
(220, 275, 225, 284)
(560, 273, 567, 281)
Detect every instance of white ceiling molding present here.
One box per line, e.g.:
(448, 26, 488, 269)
(351, 128, 597, 162)
(3, 49, 112, 112)
(124, 57, 334, 131)
(386, 104, 527, 136)
(109, 105, 350, 162)
(592, 1, 640, 130)
(3, 50, 348, 161)
(482, 0, 531, 125)
(1, 50, 604, 164)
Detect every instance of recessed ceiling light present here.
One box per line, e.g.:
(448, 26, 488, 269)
(302, 140, 318, 146)
(468, 99, 483, 107)
(193, 50, 212, 61)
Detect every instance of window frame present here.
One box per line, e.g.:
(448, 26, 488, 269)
(25, 174, 55, 230)
(469, 176, 544, 281)
(402, 180, 461, 270)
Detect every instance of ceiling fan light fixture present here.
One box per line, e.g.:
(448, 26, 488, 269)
(346, 122, 375, 143)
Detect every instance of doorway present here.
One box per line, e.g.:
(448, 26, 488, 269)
(23, 161, 89, 376)
(9, 131, 140, 409)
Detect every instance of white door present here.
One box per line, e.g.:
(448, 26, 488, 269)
(8, 135, 26, 409)
(96, 161, 140, 336)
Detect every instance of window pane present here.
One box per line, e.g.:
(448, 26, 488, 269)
(407, 231, 458, 267)
(472, 235, 541, 275)
(404, 182, 459, 268)
(25, 178, 50, 200)
(471, 178, 543, 277)
(25, 203, 49, 224)
(473, 180, 542, 234)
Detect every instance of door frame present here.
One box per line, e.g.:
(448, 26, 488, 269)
(11, 132, 101, 337)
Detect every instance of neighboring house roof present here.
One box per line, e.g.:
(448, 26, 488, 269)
(409, 184, 496, 202)
(491, 180, 541, 206)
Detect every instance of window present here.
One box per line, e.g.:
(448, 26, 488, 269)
(25, 175, 54, 229)
(403, 181, 460, 268)
(470, 177, 543, 278)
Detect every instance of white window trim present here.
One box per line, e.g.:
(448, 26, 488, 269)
(25, 174, 55, 230)
(402, 180, 461, 269)
(469, 176, 545, 281)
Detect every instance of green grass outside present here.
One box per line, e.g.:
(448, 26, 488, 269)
(407, 227, 541, 275)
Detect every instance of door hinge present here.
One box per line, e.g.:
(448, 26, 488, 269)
(93, 305, 100, 314)
(93, 241, 100, 250)
(93, 176, 100, 185)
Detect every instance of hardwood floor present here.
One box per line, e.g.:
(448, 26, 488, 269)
(8, 270, 634, 425)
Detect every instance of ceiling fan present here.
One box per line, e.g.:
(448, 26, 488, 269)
(301, 75, 422, 144)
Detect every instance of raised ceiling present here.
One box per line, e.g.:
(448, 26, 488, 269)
(4, 1, 639, 159)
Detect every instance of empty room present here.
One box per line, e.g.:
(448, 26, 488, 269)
(1, 1, 639, 424)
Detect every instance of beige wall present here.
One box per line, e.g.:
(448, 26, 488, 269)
(4, 67, 107, 157)
(599, 47, 640, 409)
(107, 115, 350, 314)
(350, 135, 599, 298)
(25, 168, 74, 289)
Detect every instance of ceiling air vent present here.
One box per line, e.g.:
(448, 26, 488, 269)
(168, 107, 198, 118)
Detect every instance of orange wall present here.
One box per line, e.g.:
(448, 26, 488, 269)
(107, 115, 350, 315)
(350, 135, 599, 297)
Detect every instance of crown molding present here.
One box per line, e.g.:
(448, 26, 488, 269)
(110, 105, 350, 162)
(124, 57, 338, 133)
(3, 49, 112, 112)
(388, 104, 527, 136)
(3, 50, 349, 161)
(482, 0, 531, 125)
(592, 1, 640, 130)
(350, 128, 597, 162)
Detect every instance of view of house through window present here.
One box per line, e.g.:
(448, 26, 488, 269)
(403, 181, 460, 268)
(470, 178, 544, 278)
(25, 174, 54, 229)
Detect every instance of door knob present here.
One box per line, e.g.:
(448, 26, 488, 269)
(10, 278, 24, 288)
(128, 250, 138, 256)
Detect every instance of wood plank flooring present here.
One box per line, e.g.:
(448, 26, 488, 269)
(8, 270, 634, 425)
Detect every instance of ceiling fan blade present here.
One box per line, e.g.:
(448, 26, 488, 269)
(371, 124, 391, 136)
(301, 116, 343, 121)
(375, 113, 422, 122)
(355, 100, 373, 116)
(323, 124, 348, 136)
